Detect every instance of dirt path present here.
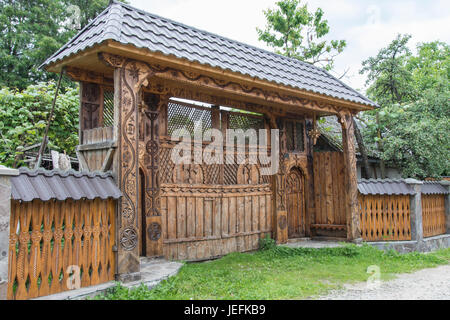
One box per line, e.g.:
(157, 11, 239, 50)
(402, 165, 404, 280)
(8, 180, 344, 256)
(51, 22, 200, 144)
(319, 265, 450, 300)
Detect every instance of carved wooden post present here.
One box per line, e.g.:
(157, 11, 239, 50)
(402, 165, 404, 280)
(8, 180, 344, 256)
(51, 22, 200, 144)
(305, 117, 316, 237)
(100, 53, 153, 281)
(339, 111, 362, 241)
(272, 117, 288, 244)
(142, 93, 168, 257)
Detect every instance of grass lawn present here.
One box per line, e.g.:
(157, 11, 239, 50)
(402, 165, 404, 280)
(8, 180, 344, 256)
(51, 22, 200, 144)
(94, 241, 450, 300)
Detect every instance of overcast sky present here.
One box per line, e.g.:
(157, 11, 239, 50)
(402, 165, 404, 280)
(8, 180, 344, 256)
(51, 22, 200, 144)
(128, 0, 450, 93)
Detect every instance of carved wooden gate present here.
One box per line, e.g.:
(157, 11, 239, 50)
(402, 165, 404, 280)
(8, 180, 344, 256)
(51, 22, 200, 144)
(286, 168, 306, 239)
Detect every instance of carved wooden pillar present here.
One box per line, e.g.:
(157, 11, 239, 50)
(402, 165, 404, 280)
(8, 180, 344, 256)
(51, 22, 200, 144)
(271, 117, 288, 244)
(305, 117, 316, 237)
(101, 53, 154, 281)
(339, 111, 362, 241)
(142, 93, 169, 257)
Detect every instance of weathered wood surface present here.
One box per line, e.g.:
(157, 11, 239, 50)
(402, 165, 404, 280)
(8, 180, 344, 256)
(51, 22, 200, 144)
(312, 152, 347, 233)
(7, 199, 116, 300)
(422, 194, 446, 238)
(79, 126, 115, 172)
(160, 184, 272, 261)
(286, 168, 305, 238)
(358, 194, 411, 241)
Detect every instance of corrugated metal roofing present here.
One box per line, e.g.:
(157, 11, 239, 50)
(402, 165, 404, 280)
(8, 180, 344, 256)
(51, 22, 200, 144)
(41, 1, 377, 108)
(422, 181, 449, 195)
(11, 168, 122, 202)
(358, 179, 449, 196)
(358, 179, 415, 196)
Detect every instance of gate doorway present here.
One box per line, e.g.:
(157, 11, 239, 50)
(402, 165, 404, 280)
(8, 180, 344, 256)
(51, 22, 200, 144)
(286, 167, 306, 239)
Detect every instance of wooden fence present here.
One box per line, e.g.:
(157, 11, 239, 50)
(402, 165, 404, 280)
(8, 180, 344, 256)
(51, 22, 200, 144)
(161, 185, 273, 261)
(422, 194, 446, 238)
(8, 198, 116, 300)
(358, 194, 411, 241)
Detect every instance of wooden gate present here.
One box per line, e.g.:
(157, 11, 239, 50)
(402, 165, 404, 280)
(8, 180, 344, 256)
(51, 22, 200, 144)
(8, 198, 116, 300)
(286, 168, 306, 239)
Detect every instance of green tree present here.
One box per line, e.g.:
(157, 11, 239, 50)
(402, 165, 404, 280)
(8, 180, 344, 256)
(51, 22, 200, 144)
(257, 0, 346, 71)
(359, 36, 450, 179)
(360, 34, 416, 106)
(0, 82, 79, 167)
(0, 0, 125, 90)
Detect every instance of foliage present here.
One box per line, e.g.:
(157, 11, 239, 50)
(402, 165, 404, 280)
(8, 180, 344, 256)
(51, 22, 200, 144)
(0, 82, 79, 167)
(259, 234, 277, 251)
(0, 0, 126, 90)
(360, 35, 450, 178)
(360, 34, 416, 106)
(94, 245, 450, 300)
(257, 0, 346, 71)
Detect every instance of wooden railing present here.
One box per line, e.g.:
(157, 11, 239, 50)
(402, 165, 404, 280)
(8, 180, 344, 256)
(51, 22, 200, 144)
(422, 194, 446, 238)
(358, 194, 411, 241)
(8, 198, 116, 300)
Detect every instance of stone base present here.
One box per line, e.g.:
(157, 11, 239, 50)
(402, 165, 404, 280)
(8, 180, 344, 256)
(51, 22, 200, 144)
(115, 272, 141, 283)
(368, 234, 450, 254)
(0, 282, 7, 300)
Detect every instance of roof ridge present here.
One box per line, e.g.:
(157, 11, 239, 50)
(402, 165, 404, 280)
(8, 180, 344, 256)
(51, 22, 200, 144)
(17, 167, 113, 179)
(102, 1, 124, 42)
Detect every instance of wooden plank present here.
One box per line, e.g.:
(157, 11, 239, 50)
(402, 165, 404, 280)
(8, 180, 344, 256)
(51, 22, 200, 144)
(167, 197, 177, 239)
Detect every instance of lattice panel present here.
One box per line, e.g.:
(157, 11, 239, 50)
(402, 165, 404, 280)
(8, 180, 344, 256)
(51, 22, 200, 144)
(224, 164, 238, 185)
(8, 199, 116, 300)
(159, 147, 176, 184)
(103, 90, 114, 127)
(228, 112, 265, 131)
(167, 101, 212, 137)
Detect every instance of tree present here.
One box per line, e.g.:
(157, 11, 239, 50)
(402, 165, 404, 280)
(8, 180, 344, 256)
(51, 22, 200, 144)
(359, 36, 450, 179)
(0, 0, 124, 90)
(257, 0, 346, 71)
(360, 34, 416, 106)
(0, 0, 70, 89)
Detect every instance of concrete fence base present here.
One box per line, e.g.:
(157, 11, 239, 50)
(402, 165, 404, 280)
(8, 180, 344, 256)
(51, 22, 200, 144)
(0, 166, 19, 300)
(368, 234, 450, 254)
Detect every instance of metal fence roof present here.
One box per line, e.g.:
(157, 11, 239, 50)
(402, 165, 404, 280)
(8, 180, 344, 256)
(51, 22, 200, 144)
(41, 1, 377, 109)
(11, 168, 122, 202)
(422, 181, 449, 195)
(358, 179, 449, 196)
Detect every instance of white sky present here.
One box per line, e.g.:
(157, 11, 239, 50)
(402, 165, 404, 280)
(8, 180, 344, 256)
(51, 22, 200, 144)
(128, 0, 450, 94)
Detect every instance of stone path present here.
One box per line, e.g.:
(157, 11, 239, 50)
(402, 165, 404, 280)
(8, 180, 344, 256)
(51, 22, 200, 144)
(319, 264, 450, 300)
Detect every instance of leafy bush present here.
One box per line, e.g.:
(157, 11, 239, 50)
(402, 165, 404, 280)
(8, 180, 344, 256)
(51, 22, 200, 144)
(259, 235, 277, 251)
(0, 82, 79, 167)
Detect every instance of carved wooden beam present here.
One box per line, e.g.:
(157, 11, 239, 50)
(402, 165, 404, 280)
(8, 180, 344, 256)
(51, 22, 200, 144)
(66, 66, 113, 86)
(98, 52, 348, 116)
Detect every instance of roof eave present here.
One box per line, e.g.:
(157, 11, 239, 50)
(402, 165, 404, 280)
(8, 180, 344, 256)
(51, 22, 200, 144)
(43, 40, 377, 112)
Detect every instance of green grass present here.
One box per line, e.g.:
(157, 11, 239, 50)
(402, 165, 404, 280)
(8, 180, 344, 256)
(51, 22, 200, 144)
(94, 242, 450, 300)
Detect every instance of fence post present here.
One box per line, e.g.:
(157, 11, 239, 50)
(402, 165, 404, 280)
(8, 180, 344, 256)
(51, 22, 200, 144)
(0, 166, 19, 300)
(440, 181, 450, 234)
(406, 179, 423, 242)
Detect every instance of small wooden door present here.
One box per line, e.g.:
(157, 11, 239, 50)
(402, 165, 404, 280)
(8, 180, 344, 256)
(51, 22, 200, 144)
(286, 168, 306, 238)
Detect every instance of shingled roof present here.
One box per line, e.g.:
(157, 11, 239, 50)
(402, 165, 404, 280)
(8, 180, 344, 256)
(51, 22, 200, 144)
(42, 1, 377, 108)
(11, 168, 122, 202)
